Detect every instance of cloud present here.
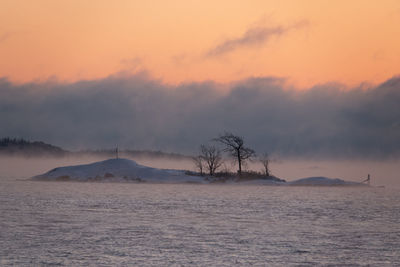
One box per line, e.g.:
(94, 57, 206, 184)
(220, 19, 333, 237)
(0, 74, 399, 159)
(206, 20, 309, 57)
(120, 57, 144, 73)
(0, 32, 13, 43)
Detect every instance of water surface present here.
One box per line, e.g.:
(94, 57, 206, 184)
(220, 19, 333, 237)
(0, 177, 399, 266)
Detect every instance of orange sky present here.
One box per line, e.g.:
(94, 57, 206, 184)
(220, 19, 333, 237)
(1, 0, 399, 88)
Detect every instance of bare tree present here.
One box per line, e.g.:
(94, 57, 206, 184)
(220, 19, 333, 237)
(192, 155, 204, 175)
(259, 152, 270, 176)
(200, 144, 223, 176)
(214, 132, 255, 175)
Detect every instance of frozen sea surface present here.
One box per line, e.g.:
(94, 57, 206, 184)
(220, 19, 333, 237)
(0, 177, 399, 266)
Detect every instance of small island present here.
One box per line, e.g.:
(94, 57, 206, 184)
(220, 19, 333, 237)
(33, 158, 204, 183)
(3, 135, 368, 186)
(32, 157, 367, 186)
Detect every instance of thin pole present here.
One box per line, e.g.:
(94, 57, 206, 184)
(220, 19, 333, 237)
(361, 174, 371, 185)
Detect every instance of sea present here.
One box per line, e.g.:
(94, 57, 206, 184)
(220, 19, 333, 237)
(0, 177, 399, 266)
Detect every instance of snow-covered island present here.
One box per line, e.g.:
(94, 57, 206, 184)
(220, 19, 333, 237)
(32, 158, 205, 183)
(287, 176, 366, 186)
(32, 158, 368, 186)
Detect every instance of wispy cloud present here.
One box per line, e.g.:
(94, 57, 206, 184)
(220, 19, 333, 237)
(120, 57, 144, 72)
(206, 20, 309, 57)
(0, 32, 13, 43)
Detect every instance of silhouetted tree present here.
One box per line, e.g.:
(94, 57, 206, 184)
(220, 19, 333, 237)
(259, 152, 270, 176)
(199, 144, 223, 176)
(214, 132, 255, 175)
(192, 155, 204, 176)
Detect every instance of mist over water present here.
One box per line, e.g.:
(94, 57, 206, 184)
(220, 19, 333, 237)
(0, 156, 399, 187)
(2, 75, 400, 159)
(0, 180, 399, 265)
(0, 156, 399, 265)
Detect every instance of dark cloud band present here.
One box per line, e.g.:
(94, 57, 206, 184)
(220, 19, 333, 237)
(0, 75, 399, 159)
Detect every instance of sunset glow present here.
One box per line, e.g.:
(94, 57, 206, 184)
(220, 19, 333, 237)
(1, 0, 399, 87)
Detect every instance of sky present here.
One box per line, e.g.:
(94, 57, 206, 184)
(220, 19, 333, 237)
(1, 1, 400, 159)
(1, 0, 400, 87)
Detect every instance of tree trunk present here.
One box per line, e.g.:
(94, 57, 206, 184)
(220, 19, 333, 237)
(237, 152, 242, 175)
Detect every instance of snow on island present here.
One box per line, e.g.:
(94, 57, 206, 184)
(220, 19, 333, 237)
(32, 158, 368, 186)
(32, 158, 205, 183)
(287, 176, 367, 186)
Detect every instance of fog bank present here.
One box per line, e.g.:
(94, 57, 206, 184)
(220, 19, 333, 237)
(1, 74, 400, 159)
